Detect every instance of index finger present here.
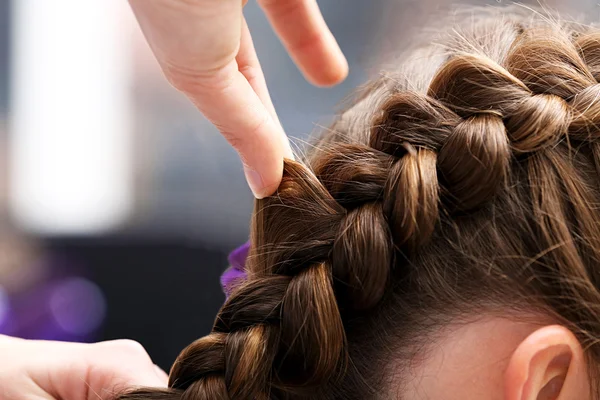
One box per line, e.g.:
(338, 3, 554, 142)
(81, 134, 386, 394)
(180, 63, 288, 199)
(258, 0, 348, 87)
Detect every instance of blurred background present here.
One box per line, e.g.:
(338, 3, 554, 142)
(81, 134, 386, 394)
(0, 0, 595, 370)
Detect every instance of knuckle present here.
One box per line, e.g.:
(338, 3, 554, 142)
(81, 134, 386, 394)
(247, 111, 272, 140)
(220, 131, 244, 152)
(219, 112, 271, 156)
(163, 60, 236, 95)
(219, 131, 249, 166)
(105, 339, 149, 359)
(238, 65, 261, 87)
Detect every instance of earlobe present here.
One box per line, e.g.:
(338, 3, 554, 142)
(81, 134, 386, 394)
(503, 325, 590, 400)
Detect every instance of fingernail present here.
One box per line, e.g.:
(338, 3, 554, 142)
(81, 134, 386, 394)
(244, 166, 265, 199)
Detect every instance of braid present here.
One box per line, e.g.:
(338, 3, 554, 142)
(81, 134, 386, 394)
(120, 19, 600, 400)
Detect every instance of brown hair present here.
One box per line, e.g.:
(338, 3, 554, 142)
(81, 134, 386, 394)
(121, 6, 600, 399)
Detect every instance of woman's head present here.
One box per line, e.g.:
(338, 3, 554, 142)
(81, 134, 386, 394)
(123, 6, 600, 400)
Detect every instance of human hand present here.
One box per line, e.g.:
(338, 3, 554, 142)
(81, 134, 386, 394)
(0, 335, 167, 399)
(128, 0, 348, 198)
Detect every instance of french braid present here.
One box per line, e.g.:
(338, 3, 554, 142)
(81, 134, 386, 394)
(121, 14, 600, 400)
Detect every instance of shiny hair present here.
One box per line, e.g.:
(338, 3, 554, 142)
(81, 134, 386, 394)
(121, 6, 600, 399)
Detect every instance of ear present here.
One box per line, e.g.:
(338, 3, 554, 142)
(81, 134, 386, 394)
(503, 325, 590, 400)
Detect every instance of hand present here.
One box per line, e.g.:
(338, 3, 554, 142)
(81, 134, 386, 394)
(128, 0, 348, 198)
(0, 335, 167, 399)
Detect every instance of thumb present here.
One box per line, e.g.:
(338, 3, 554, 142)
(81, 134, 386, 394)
(154, 365, 170, 383)
(13, 338, 167, 400)
(85, 340, 169, 391)
(59, 339, 168, 399)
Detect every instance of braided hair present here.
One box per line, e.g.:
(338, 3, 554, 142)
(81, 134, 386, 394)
(121, 7, 600, 399)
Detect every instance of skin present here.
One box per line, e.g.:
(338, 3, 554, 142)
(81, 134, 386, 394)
(122, 4, 593, 399)
(3, 317, 590, 399)
(128, 0, 349, 198)
(15, 3, 594, 399)
(401, 317, 591, 400)
(123, 3, 593, 398)
(0, 335, 167, 400)
(3, 2, 347, 398)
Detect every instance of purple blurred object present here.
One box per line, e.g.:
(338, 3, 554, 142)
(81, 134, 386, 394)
(0, 255, 106, 343)
(50, 278, 106, 336)
(220, 241, 250, 298)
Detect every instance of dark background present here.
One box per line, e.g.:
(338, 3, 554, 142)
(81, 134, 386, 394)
(48, 238, 225, 368)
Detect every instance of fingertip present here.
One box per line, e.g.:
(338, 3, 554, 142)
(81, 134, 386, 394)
(318, 36, 348, 87)
(244, 166, 266, 199)
(333, 56, 350, 85)
(258, 181, 281, 199)
(248, 174, 281, 199)
(301, 35, 349, 88)
(281, 136, 295, 161)
(311, 56, 349, 88)
(244, 162, 283, 199)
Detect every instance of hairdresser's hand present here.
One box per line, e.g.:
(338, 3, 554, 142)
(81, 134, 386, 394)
(0, 335, 167, 400)
(128, 0, 348, 198)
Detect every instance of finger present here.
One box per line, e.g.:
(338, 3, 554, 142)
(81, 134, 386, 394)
(20, 339, 166, 400)
(154, 365, 170, 383)
(179, 62, 286, 198)
(238, 18, 278, 127)
(81, 340, 168, 397)
(258, 0, 348, 87)
(238, 17, 294, 160)
(129, 0, 287, 197)
(128, 0, 242, 74)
